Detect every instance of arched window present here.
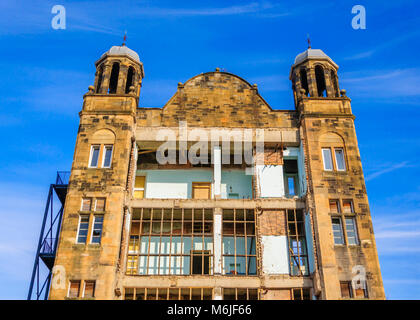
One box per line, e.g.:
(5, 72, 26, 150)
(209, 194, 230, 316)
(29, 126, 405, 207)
(299, 68, 309, 97)
(315, 65, 327, 97)
(330, 70, 339, 97)
(96, 65, 104, 93)
(319, 132, 346, 171)
(125, 66, 135, 94)
(108, 62, 120, 94)
(89, 129, 116, 168)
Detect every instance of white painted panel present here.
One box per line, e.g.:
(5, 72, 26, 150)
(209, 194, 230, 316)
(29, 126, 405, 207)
(213, 146, 221, 196)
(146, 183, 188, 199)
(261, 235, 289, 274)
(256, 165, 285, 197)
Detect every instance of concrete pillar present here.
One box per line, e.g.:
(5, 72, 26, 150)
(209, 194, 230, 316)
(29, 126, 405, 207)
(214, 287, 223, 300)
(213, 146, 221, 199)
(213, 208, 222, 275)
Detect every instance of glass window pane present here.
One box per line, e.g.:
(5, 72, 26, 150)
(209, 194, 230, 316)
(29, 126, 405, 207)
(77, 215, 89, 243)
(103, 146, 113, 168)
(91, 215, 103, 244)
(287, 176, 296, 196)
(322, 148, 333, 170)
(335, 149, 346, 171)
(345, 217, 358, 245)
(332, 218, 344, 245)
(90, 146, 99, 167)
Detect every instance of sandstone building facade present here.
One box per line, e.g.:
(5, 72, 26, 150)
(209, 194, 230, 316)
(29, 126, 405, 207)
(47, 44, 385, 300)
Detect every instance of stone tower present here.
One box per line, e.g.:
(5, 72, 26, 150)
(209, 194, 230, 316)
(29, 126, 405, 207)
(290, 48, 385, 299)
(50, 45, 144, 299)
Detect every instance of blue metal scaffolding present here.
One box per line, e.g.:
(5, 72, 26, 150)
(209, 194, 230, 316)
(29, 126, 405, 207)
(27, 171, 70, 300)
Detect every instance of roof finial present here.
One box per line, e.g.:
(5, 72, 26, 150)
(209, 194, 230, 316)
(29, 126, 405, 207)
(122, 31, 127, 46)
(307, 34, 311, 49)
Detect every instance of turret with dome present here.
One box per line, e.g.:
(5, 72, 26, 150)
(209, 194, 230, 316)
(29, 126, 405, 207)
(88, 43, 144, 99)
(290, 45, 345, 108)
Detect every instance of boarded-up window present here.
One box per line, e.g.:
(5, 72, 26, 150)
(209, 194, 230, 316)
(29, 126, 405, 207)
(355, 286, 368, 298)
(342, 200, 353, 213)
(340, 281, 353, 298)
(95, 198, 106, 212)
(329, 200, 340, 213)
(134, 176, 145, 199)
(81, 198, 92, 211)
(68, 280, 81, 298)
(192, 182, 211, 199)
(83, 281, 95, 298)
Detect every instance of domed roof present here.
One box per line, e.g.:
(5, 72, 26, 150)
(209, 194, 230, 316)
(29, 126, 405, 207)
(293, 48, 337, 68)
(100, 45, 140, 63)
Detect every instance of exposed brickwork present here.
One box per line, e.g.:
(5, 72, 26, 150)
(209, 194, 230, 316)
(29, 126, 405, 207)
(258, 210, 286, 236)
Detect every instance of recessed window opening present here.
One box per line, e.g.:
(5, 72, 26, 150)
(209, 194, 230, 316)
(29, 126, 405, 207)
(315, 65, 327, 97)
(125, 67, 135, 94)
(108, 62, 120, 94)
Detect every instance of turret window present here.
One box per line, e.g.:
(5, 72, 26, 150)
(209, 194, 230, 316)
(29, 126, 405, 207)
(108, 62, 120, 94)
(125, 66, 135, 94)
(299, 68, 309, 97)
(315, 65, 327, 97)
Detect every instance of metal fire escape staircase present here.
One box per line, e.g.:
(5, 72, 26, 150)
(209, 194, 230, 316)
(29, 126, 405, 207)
(27, 171, 70, 300)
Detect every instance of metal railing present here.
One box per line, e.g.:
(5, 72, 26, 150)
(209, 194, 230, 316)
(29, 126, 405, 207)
(55, 171, 70, 185)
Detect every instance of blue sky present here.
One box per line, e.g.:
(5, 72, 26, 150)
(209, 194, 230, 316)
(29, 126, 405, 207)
(0, 0, 419, 300)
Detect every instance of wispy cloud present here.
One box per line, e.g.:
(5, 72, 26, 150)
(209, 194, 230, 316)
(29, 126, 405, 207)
(134, 3, 265, 16)
(344, 30, 420, 61)
(340, 68, 420, 102)
(365, 161, 410, 181)
(373, 208, 420, 255)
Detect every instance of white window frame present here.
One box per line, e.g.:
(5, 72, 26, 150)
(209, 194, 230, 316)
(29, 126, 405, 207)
(101, 145, 113, 168)
(345, 217, 359, 245)
(334, 148, 346, 171)
(90, 215, 104, 245)
(332, 217, 345, 245)
(88, 145, 100, 168)
(322, 148, 333, 171)
(76, 214, 90, 244)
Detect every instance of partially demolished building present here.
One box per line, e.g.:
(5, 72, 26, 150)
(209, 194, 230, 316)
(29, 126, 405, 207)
(45, 44, 384, 300)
